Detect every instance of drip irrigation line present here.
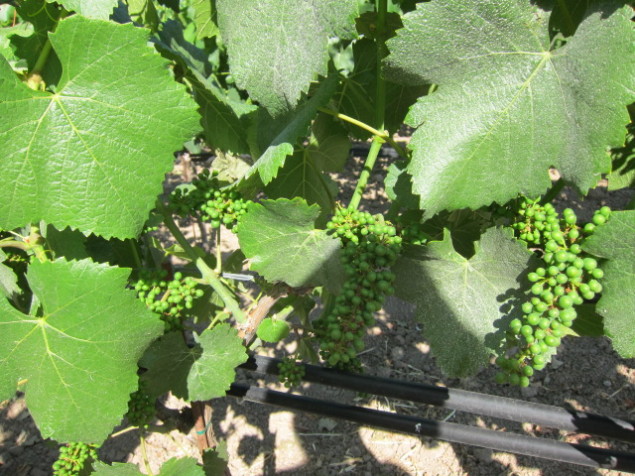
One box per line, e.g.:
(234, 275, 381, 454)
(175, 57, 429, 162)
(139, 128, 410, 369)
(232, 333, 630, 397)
(239, 355, 635, 443)
(227, 382, 635, 472)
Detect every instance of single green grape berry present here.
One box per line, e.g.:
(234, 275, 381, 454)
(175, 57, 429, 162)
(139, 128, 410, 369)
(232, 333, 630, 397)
(570, 244, 582, 254)
(544, 335, 560, 347)
(593, 214, 606, 226)
(599, 206, 611, 217)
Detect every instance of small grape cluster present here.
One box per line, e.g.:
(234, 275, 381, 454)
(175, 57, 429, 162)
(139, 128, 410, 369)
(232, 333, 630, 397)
(134, 269, 204, 331)
(496, 199, 610, 386)
(314, 207, 402, 371)
(398, 222, 430, 245)
(277, 357, 306, 388)
(125, 380, 155, 427)
(169, 170, 249, 230)
(52, 442, 98, 476)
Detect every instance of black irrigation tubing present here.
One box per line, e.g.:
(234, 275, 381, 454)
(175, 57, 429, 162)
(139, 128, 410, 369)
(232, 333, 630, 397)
(227, 382, 635, 472)
(239, 355, 635, 444)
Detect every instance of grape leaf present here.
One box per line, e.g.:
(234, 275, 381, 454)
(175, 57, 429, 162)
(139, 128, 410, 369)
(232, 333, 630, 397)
(0, 257, 19, 300)
(308, 112, 351, 172)
(0, 15, 200, 239)
(0, 258, 163, 442)
(582, 211, 635, 358)
(236, 198, 343, 292)
(192, 0, 217, 40)
(394, 228, 534, 377)
(216, 0, 359, 116)
(49, 0, 118, 19)
(140, 325, 247, 401)
(154, 19, 255, 155)
(245, 75, 338, 185)
(93, 457, 204, 476)
(264, 150, 338, 220)
(335, 39, 428, 138)
(385, 0, 635, 217)
(608, 124, 635, 191)
(127, 0, 159, 28)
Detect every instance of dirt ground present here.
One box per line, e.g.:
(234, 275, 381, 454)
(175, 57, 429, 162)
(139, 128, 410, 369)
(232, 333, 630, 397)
(1, 148, 634, 476)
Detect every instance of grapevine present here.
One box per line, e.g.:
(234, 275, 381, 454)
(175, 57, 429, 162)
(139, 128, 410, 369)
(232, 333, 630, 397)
(496, 198, 611, 386)
(52, 442, 98, 476)
(314, 207, 401, 371)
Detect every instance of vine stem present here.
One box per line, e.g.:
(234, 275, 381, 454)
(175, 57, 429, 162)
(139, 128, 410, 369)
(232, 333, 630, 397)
(156, 201, 246, 322)
(349, 0, 389, 211)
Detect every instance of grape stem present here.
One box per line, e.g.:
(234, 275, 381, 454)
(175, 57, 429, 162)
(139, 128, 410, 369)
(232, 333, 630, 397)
(317, 107, 407, 159)
(139, 435, 154, 476)
(157, 200, 246, 322)
(348, 0, 389, 211)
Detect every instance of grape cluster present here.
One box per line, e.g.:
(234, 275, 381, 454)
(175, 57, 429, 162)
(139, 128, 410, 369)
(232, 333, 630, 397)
(125, 380, 155, 428)
(496, 199, 610, 386)
(277, 357, 306, 388)
(52, 442, 98, 476)
(134, 269, 204, 331)
(314, 207, 402, 371)
(169, 170, 249, 230)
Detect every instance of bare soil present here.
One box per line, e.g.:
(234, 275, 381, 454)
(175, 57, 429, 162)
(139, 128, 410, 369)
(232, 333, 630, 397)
(1, 147, 634, 476)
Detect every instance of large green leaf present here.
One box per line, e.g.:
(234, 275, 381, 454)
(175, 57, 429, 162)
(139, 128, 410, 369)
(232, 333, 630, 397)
(582, 211, 635, 358)
(245, 76, 338, 185)
(236, 198, 343, 292)
(385, 0, 635, 217)
(0, 15, 199, 239)
(216, 0, 358, 116)
(48, 0, 118, 19)
(0, 259, 163, 443)
(394, 228, 534, 377)
(140, 325, 247, 401)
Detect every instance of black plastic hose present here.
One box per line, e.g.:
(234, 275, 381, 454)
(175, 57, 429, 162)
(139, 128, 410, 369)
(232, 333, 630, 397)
(240, 355, 635, 443)
(227, 382, 635, 472)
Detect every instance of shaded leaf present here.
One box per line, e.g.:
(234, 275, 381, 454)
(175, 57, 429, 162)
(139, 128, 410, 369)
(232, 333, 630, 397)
(245, 75, 338, 185)
(141, 325, 247, 401)
(582, 210, 635, 357)
(394, 228, 534, 376)
(236, 198, 343, 292)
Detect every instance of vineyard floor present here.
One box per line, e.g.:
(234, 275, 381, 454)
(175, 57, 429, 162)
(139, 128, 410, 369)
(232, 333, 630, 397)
(1, 147, 634, 476)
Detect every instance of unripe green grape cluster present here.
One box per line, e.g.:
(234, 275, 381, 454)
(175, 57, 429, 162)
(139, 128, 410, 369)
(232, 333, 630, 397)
(125, 380, 155, 428)
(314, 207, 402, 371)
(277, 357, 306, 388)
(134, 269, 204, 331)
(398, 222, 430, 245)
(496, 199, 610, 386)
(52, 442, 98, 476)
(169, 170, 248, 230)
